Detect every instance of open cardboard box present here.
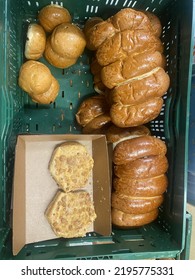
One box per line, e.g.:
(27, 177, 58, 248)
(12, 134, 111, 255)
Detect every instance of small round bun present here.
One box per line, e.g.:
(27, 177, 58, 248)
(44, 36, 77, 68)
(38, 4, 72, 33)
(112, 208, 158, 228)
(18, 60, 52, 95)
(32, 76, 59, 104)
(50, 23, 86, 58)
(25, 23, 46, 60)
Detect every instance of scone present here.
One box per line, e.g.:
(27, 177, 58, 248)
(49, 141, 94, 192)
(45, 190, 97, 238)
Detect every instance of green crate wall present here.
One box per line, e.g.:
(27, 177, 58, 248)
(0, 0, 193, 259)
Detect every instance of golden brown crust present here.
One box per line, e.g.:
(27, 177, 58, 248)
(101, 51, 164, 89)
(45, 190, 96, 238)
(96, 30, 163, 66)
(44, 36, 77, 68)
(113, 174, 168, 197)
(110, 97, 163, 128)
(110, 67, 170, 105)
(25, 23, 46, 60)
(49, 141, 94, 192)
(75, 95, 109, 127)
(112, 192, 163, 214)
(82, 113, 111, 134)
(106, 125, 150, 143)
(114, 155, 168, 179)
(143, 11, 162, 37)
(113, 135, 167, 165)
(50, 23, 86, 59)
(38, 4, 72, 33)
(112, 208, 158, 227)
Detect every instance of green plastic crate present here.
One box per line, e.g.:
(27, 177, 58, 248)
(0, 0, 193, 260)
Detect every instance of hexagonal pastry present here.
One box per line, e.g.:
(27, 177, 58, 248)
(45, 190, 97, 238)
(49, 141, 94, 192)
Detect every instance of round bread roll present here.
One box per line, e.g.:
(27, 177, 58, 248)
(106, 125, 151, 144)
(114, 155, 168, 179)
(113, 174, 168, 197)
(24, 23, 46, 60)
(110, 97, 163, 128)
(113, 135, 167, 165)
(50, 23, 86, 59)
(112, 192, 163, 214)
(82, 113, 111, 134)
(75, 95, 109, 127)
(38, 4, 71, 33)
(31, 76, 59, 104)
(18, 60, 52, 95)
(44, 36, 77, 68)
(49, 141, 94, 192)
(112, 208, 158, 228)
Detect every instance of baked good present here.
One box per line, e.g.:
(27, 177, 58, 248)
(44, 36, 77, 68)
(75, 95, 109, 127)
(31, 76, 59, 104)
(106, 125, 151, 143)
(112, 192, 163, 214)
(101, 51, 165, 89)
(113, 135, 167, 165)
(24, 23, 46, 60)
(50, 23, 86, 59)
(109, 67, 170, 105)
(143, 11, 162, 37)
(18, 60, 59, 104)
(84, 17, 104, 50)
(45, 190, 96, 238)
(38, 4, 72, 33)
(110, 97, 163, 127)
(18, 60, 52, 95)
(96, 30, 164, 66)
(113, 174, 168, 197)
(114, 155, 168, 178)
(85, 8, 154, 50)
(112, 208, 158, 228)
(49, 141, 94, 192)
(82, 113, 111, 134)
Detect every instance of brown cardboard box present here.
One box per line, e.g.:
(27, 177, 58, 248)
(12, 134, 111, 255)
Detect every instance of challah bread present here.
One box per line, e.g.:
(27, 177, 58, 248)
(82, 113, 111, 134)
(24, 23, 46, 60)
(112, 192, 163, 214)
(96, 30, 164, 66)
(113, 174, 168, 197)
(143, 11, 162, 37)
(110, 97, 163, 127)
(50, 23, 86, 59)
(113, 135, 167, 165)
(101, 51, 165, 89)
(38, 4, 72, 33)
(114, 155, 168, 179)
(112, 208, 159, 228)
(84, 17, 104, 50)
(44, 36, 77, 68)
(110, 67, 170, 105)
(86, 8, 154, 50)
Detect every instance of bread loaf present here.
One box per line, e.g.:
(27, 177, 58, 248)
(45, 190, 96, 238)
(82, 113, 111, 134)
(96, 30, 163, 66)
(143, 11, 162, 37)
(49, 141, 94, 192)
(112, 208, 158, 228)
(24, 23, 46, 60)
(38, 4, 72, 33)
